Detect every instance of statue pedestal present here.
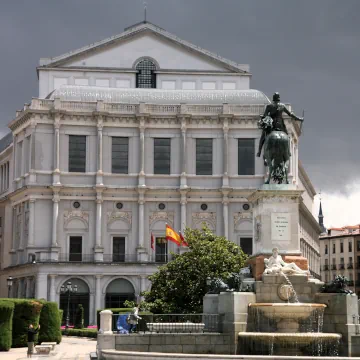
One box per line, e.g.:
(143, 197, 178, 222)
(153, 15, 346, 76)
(247, 185, 308, 280)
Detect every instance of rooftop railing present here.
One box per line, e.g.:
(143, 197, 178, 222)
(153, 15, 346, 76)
(26, 98, 267, 117)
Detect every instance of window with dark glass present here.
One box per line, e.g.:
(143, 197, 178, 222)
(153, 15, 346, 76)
(240, 237, 253, 256)
(155, 237, 168, 263)
(196, 139, 212, 175)
(154, 138, 170, 174)
(325, 244, 328, 254)
(69, 236, 82, 261)
(238, 139, 255, 175)
(340, 242, 344, 253)
(333, 243, 336, 253)
(69, 135, 86, 172)
(112, 137, 128, 174)
(357, 241, 360, 251)
(349, 241, 353, 252)
(113, 237, 125, 262)
(136, 59, 156, 88)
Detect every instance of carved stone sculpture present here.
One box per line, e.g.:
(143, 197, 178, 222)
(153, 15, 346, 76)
(264, 247, 309, 275)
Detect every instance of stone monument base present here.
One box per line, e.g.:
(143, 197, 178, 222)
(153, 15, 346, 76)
(247, 254, 309, 281)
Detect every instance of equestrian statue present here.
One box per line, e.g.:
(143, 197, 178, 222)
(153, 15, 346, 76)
(257, 92, 304, 184)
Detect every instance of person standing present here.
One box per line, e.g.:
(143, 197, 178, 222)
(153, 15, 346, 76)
(27, 324, 40, 358)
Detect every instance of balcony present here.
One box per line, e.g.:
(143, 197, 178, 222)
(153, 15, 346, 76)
(322, 265, 329, 271)
(348, 263, 354, 269)
(331, 264, 337, 270)
(339, 264, 345, 270)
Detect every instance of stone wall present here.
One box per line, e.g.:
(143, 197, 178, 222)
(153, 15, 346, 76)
(100, 333, 231, 356)
(256, 274, 323, 303)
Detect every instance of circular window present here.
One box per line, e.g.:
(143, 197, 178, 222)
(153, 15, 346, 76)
(116, 202, 123, 210)
(73, 201, 81, 209)
(158, 203, 166, 210)
(201, 204, 208, 211)
(242, 203, 250, 211)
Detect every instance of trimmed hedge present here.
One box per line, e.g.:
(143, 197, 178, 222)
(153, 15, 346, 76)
(0, 300, 14, 351)
(59, 309, 64, 323)
(61, 328, 97, 338)
(11, 299, 43, 347)
(38, 301, 62, 344)
(75, 304, 84, 329)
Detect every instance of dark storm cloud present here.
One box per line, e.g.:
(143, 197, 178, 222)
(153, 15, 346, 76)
(0, 0, 359, 193)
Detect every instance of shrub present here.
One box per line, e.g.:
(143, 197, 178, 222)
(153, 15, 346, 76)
(38, 301, 62, 344)
(0, 300, 14, 351)
(11, 299, 43, 347)
(59, 309, 64, 323)
(61, 328, 97, 338)
(74, 304, 84, 329)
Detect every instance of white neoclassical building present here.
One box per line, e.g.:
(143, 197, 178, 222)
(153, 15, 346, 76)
(0, 21, 321, 325)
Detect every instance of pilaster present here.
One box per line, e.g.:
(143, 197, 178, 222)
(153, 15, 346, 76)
(180, 116, 188, 188)
(96, 118, 104, 186)
(29, 121, 37, 184)
(27, 199, 36, 247)
(52, 117, 61, 185)
(137, 188, 147, 261)
(95, 275, 102, 322)
(222, 189, 230, 240)
(94, 190, 104, 261)
(35, 273, 48, 300)
(222, 116, 230, 188)
(49, 274, 57, 302)
(138, 118, 146, 187)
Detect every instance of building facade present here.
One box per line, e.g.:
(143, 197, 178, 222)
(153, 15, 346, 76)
(0, 21, 321, 325)
(320, 225, 360, 294)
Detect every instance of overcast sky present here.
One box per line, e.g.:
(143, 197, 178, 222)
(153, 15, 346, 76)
(0, 0, 359, 227)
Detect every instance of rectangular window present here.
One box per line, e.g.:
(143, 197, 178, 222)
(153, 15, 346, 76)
(69, 236, 82, 261)
(349, 241, 353, 252)
(240, 237, 253, 256)
(196, 139, 212, 175)
(155, 237, 168, 263)
(112, 137, 129, 174)
(325, 244, 328, 254)
(238, 139, 255, 175)
(69, 135, 86, 172)
(357, 241, 360, 251)
(113, 237, 125, 262)
(333, 243, 336, 254)
(154, 138, 171, 175)
(340, 242, 344, 253)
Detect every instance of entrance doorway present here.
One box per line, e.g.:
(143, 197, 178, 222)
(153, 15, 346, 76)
(60, 278, 89, 327)
(105, 278, 135, 308)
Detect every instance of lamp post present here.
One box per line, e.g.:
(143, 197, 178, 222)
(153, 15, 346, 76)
(7, 276, 13, 298)
(60, 281, 78, 330)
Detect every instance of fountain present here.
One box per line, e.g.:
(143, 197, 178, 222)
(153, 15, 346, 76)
(237, 249, 342, 356)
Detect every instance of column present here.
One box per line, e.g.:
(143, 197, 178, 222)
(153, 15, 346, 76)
(94, 192, 104, 261)
(95, 275, 102, 324)
(52, 193, 59, 247)
(35, 274, 48, 300)
(28, 199, 35, 247)
(96, 121, 103, 185)
(138, 121, 145, 187)
(139, 276, 147, 302)
(137, 190, 147, 261)
(21, 133, 26, 181)
(25, 277, 32, 298)
(222, 193, 229, 240)
(222, 119, 229, 187)
(180, 118, 187, 188)
(49, 275, 57, 302)
(12, 135, 17, 182)
(180, 191, 187, 233)
(53, 119, 61, 185)
(29, 123, 36, 183)
(89, 292, 95, 325)
(19, 203, 24, 250)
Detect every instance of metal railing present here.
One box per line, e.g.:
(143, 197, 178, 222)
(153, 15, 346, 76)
(103, 254, 138, 263)
(348, 263, 354, 269)
(331, 264, 337, 270)
(339, 264, 345, 270)
(59, 253, 95, 262)
(322, 265, 329, 271)
(112, 313, 220, 334)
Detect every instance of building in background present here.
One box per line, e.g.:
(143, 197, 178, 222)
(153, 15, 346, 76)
(319, 221, 360, 294)
(0, 21, 321, 325)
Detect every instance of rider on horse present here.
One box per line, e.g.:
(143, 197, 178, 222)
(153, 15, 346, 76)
(257, 92, 304, 184)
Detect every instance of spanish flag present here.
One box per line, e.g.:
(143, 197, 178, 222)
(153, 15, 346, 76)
(165, 224, 181, 246)
(180, 231, 189, 247)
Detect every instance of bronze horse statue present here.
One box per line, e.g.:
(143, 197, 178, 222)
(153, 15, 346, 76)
(264, 131, 290, 184)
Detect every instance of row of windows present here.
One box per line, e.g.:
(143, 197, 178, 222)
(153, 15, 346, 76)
(69, 136, 256, 175)
(324, 241, 353, 254)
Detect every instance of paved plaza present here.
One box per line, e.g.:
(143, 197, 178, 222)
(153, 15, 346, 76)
(0, 337, 96, 360)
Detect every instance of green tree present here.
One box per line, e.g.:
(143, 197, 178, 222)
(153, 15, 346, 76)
(74, 304, 84, 329)
(142, 226, 247, 314)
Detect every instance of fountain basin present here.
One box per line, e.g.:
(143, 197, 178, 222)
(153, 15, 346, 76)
(238, 332, 341, 356)
(249, 303, 327, 332)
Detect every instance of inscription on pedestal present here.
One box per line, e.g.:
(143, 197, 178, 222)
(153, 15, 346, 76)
(271, 213, 291, 241)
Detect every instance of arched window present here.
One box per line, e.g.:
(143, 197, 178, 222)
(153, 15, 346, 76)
(136, 58, 157, 88)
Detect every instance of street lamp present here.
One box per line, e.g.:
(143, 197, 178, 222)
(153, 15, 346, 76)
(60, 281, 78, 330)
(7, 276, 13, 298)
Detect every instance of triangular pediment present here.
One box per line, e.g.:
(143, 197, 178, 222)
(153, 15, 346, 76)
(41, 22, 248, 73)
